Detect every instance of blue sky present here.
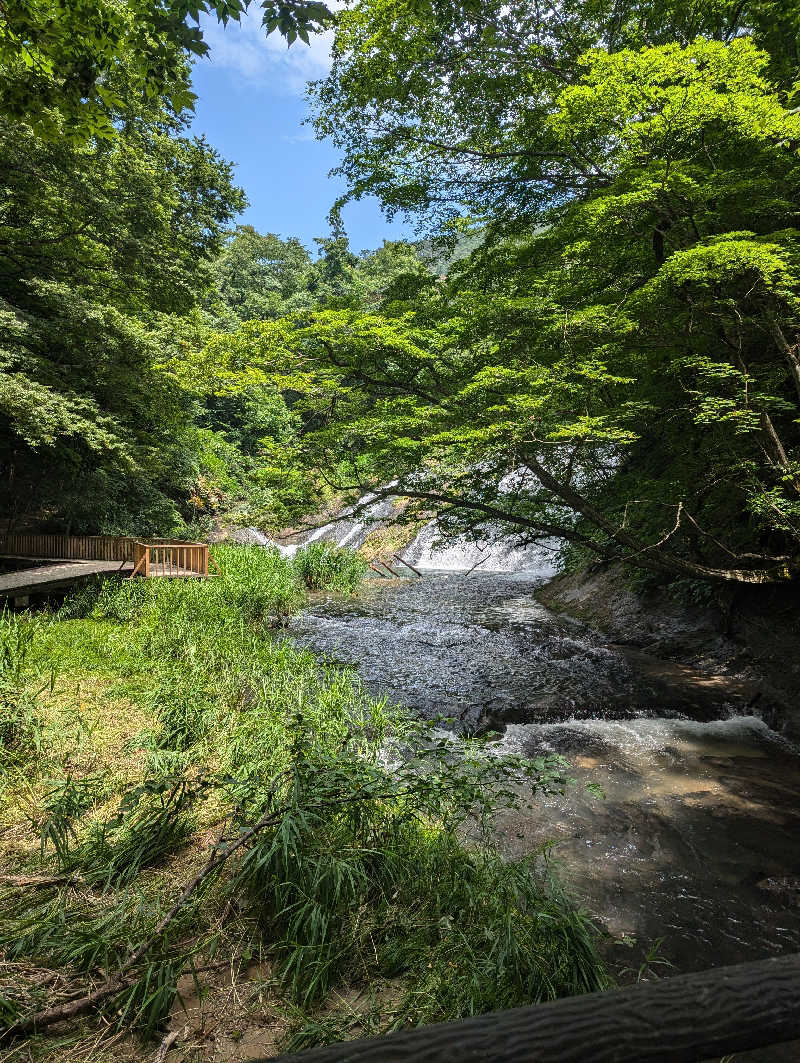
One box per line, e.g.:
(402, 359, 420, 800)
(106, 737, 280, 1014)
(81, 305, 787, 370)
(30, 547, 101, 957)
(189, 11, 409, 255)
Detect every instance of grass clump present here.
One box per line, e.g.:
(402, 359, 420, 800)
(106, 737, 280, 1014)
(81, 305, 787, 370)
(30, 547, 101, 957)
(293, 541, 369, 592)
(0, 614, 50, 768)
(75, 780, 198, 888)
(0, 544, 607, 1059)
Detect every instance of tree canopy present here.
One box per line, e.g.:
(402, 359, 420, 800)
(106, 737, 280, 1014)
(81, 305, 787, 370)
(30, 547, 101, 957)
(4, 0, 800, 587)
(0, 0, 333, 139)
(225, 5, 800, 586)
(0, 64, 247, 531)
(310, 0, 800, 235)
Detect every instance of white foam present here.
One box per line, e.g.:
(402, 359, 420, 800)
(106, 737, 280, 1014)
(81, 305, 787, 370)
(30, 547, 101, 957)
(400, 521, 560, 575)
(495, 715, 794, 757)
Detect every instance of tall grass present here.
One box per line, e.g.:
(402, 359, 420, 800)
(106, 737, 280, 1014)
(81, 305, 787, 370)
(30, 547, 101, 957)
(0, 544, 607, 1053)
(293, 541, 369, 592)
(0, 612, 49, 767)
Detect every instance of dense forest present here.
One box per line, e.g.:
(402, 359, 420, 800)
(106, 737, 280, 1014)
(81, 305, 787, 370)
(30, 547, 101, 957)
(4, 0, 799, 592)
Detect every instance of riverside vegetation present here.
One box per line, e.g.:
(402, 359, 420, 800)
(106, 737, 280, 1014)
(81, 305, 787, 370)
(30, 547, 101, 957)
(5, 0, 799, 593)
(0, 545, 607, 1059)
(3, 0, 799, 1056)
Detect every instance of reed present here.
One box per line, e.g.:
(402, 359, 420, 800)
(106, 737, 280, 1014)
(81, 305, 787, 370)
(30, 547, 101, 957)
(0, 545, 607, 1057)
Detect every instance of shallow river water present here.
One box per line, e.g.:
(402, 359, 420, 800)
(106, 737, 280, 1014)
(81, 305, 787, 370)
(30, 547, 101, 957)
(290, 571, 800, 988)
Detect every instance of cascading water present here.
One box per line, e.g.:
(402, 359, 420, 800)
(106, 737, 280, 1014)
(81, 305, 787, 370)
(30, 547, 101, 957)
(399, 521, 560, 574)
(234, 492, 400, 559)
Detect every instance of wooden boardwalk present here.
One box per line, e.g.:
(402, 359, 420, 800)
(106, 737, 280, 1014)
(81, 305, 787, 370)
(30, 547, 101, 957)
(0, 560, 133, 602)
(0, 533, 213, 603)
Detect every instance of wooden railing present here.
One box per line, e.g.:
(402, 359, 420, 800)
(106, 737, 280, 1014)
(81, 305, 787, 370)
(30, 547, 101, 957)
(0, 532, 137, 562)
(263, 953, 800, 1063)
(0, 533, 212, 579)
(130, 541, 210, 579)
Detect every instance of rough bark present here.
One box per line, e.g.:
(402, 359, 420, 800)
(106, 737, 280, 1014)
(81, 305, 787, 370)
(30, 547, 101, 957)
(263, 953, 800, 1063)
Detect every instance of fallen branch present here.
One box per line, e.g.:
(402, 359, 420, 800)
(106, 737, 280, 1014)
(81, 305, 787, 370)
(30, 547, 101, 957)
(377, 557, 402, 577)
(153, 1028, 180, 1063)
(0, 799, 286, 1041)
(461, 551, 490, 577)
(392, 554, 422, 577)
(2, 773, 484, 1041)
(0, 874, 82, 889)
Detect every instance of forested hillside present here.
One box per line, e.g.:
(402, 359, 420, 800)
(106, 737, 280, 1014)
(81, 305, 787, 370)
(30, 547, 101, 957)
(3, 0, 800, 581)
(0, 52, 429, 534)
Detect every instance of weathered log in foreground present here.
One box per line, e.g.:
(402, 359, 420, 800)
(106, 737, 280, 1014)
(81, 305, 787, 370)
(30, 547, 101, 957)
(262, 953, 800, 1063)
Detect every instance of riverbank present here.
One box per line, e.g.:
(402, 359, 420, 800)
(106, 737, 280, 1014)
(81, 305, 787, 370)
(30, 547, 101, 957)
(0, 547, 606, 1062)
(536, 564, 800, 739)
(289, 569, 800, 1003)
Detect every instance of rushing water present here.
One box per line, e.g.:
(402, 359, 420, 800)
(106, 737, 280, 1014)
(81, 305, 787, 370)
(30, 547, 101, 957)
(290, 564, 800, 991)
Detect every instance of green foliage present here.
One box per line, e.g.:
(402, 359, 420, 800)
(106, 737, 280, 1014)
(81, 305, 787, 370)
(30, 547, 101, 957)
(238, 775, 607, 1023)
(259, 16, 800, 587)
(0, 550, 606, 1048)
(0, 890, 146, 972)
(58, 578, 150, 623)
(201, 227, 432, 330)
(76, 781, 197, 887)
(310, 0, 800, 233)
(395, 859, 605, 1025)
(0, 613, 48, 766)
(169, 233, 433, 528)
(0, 87, 246, 534)
(203, 226, 318, 329)
(293, 542, 369, 592)
(0, 0, 334, 141)
(36, 775, 105, 864)
(61, 546, 305, 629)
(147, 671, 217, 752)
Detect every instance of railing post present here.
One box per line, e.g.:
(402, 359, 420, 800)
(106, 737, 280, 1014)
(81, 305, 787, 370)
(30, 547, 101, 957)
(1, 533, 213, 579)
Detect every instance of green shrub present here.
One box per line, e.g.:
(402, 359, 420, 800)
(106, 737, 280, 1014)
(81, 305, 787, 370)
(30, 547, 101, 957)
(231, 710, 608, 1039)
(57, 577, 150, 622)
(293, 542, 368, 592)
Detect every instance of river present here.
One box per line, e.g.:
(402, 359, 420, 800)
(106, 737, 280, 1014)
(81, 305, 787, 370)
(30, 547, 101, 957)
(290, 566, 800, 999)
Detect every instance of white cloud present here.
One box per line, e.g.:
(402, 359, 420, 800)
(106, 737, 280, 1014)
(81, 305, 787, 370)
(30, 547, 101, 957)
(198, 8, 335, 94)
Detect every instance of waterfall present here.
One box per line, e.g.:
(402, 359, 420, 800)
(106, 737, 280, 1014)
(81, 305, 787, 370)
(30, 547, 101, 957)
(235, 492, 399, 559)
(229, 478, 562, 576)
(399, 520, 560, 576)
(298, 492, 396, 551)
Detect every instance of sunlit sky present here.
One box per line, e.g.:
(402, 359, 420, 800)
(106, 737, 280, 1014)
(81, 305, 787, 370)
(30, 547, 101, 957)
(189, 11, 410, 254)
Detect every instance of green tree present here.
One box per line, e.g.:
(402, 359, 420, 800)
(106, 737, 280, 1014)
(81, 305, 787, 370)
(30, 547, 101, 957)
(204, 225, 316, 329)
(157, 309, 310, 528)
(355, 239, 434, 307)
(0, 77, 246, 533)
(253, 34, 800, 585)
(310, 0, 800, 236)
(0, 0, 334, 140)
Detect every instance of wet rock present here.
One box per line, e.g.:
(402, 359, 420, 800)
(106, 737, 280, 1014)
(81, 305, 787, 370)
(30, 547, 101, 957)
(756, 876, 800, 907)
(289, 570, 800, 984)
(537, 564, 800, 739)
